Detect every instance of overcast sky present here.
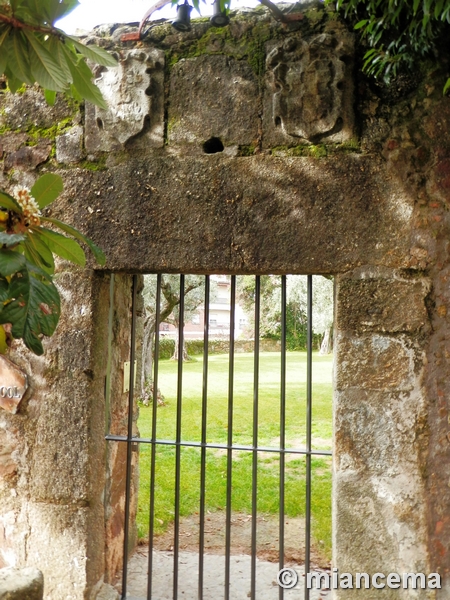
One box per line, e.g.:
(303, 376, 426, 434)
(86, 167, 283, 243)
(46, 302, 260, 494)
(56, 0, 263, 34)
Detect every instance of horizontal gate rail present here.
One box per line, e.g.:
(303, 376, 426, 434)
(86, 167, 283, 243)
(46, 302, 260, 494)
(105, 435, 332, 456)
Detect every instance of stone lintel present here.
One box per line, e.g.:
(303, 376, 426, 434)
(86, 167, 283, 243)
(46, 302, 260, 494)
(55, 154, 414, 275)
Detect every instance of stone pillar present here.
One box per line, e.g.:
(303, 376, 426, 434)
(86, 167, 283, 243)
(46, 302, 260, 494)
(0, 268, 120, 599)
(333, 267, 432, 598)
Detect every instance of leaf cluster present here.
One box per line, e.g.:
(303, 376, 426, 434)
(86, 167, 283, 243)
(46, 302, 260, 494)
(328, 0, 450, 92)
(0, 174, 105, 354)
(0, 0, 117, 107)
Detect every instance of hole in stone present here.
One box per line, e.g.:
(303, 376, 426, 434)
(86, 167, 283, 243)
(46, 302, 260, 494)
(203, 137, 224, 154)
(337, 81, 344, 90)
(275, 116, 282, 127)
(145, 67, 153, 74)
(97, 118, 104, 129)
(145, 87, 152, 97)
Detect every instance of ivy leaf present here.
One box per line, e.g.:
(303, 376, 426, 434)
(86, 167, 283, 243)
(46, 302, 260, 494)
(22, 266, 60, 354)
(65, 35, 118, 67)
(24, 30, 68, 91)
(44, 89, 56, 105)
(4, 68, 23, 94)
(46, 0, 80, 23)
(0, 233, 26, 247)
(0, 191, 22, 213)
(0, 261, 61, 355)
(34, 227, 86, 266)
(62, 45, 107, 109)
(6, 29, 34, 85)
(42, 217, 106, 265)
(0, 267, 30, 338)
(24, 233, 55, 273)
(31, 173, 64, 209)
(0, 26, 11, 75)
(47, 36, 73, 83)
(0, 249, 26, 277)
(444, 77, 450, 96)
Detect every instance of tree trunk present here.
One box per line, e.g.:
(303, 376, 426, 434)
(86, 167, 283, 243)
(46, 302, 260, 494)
(140, 316, 155, 403)
(171, 326, 189, 361)
(319, 327, 333, 355)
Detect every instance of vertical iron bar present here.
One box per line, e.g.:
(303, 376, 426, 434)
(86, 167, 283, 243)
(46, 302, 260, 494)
(224, 276, 236, 600)
(250, 276, 260, 600)
(173, 274, 185, 600)
(147, 274, 162, 600)
(121, 274, 139, 599)
(104, 274, 115, 436)
(199, 276, 210, 600)
(304, 275, 313, 600)
(279, 275, 287, 600)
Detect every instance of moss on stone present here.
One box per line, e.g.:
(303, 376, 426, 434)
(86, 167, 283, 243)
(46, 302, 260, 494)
(271, 139, 361, 158)
(237, 144, 256, 156)
(79, 155, 108, 171)
(167, 19, 276, 78)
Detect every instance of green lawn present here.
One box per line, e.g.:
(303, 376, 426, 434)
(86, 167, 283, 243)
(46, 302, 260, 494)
(137, 351, 333, 559)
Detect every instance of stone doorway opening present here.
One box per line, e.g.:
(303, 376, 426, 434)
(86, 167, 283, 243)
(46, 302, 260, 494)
(105, 274, 334, 600)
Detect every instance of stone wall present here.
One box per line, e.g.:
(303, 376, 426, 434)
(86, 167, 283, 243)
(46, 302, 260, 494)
(0, 1, 449, 598)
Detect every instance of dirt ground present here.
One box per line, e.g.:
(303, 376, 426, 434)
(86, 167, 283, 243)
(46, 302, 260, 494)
(143, 511, 330, 570)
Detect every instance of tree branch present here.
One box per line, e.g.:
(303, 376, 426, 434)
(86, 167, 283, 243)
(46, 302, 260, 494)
(0, 12, 64, 39)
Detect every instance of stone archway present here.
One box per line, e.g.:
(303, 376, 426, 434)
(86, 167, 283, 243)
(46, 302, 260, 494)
(1, 5, 449, 599)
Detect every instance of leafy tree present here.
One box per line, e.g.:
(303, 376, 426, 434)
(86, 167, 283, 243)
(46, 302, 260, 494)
(141, 275, 217, 401)
(327, 0, 450, 92)
(0, 0, 116, 105)
(0, 0, 117, 354)
(0, 175, 105, 354)
(237, 275, 334, 352)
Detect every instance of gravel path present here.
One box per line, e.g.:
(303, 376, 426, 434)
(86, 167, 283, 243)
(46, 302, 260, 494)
(122, 548, 331, 600)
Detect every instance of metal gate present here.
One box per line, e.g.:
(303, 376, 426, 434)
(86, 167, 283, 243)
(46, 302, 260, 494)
(105, 274, 332, 600)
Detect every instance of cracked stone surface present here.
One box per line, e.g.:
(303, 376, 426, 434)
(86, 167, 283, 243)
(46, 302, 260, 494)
(119, 549, 331, 600)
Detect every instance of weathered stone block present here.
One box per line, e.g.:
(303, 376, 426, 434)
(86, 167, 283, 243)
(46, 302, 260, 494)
(336, 272, 430, 334)
(168, 55, 260, 149)
(0, 567, 43, 600)
(334, 389, 426, 474)
(25, 504, 89, 599)
(56, 126, 83, 164)
(85, 48, 165, 153)
(0, 134, 28, 154)
(3, 144, 51, 171)
(263, 28, 355, 148)
(333, 471, 429, 599)
(0, 90, 76, 131)
(335, 333, 415, 391)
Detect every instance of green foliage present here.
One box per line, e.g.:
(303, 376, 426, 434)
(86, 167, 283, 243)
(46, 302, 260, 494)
(0, 2, 113, 355)
(0, 174, 105, 354)
(237, 275, 332, 350)
(328, 0, 450, 91)
(0, 0, 117, 107)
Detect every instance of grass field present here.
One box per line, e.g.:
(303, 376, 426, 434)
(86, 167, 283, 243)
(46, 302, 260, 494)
(137, 351, 333, 559)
